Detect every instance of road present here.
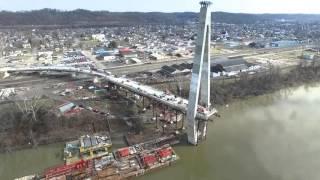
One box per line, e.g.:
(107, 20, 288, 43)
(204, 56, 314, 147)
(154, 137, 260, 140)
(106, 58, 193, 75)
(0, 76, 92, 88)
(81, 51, 106, 69)
(103, 46, 304, 75)
(0, 78, 50, 88)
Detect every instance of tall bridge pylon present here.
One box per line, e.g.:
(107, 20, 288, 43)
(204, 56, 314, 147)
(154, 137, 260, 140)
(186, 1, 212, 145)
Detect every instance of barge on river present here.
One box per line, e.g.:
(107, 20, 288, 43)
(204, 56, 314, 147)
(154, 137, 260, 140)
(15, 135, 180, 180)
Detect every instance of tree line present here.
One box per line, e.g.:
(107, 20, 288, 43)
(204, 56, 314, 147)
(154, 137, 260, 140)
(0, 9, 320, 27)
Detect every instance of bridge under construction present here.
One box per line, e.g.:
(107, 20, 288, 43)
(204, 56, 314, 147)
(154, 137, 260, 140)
(1, 1, 216, 145)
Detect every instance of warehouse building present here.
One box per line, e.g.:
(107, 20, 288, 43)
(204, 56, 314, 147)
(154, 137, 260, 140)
(158, 57, 261, 77)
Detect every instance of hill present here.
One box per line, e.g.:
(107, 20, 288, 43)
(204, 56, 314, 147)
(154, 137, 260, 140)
(0, 9, 319, 27)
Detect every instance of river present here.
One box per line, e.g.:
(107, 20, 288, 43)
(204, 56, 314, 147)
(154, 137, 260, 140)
(0, 143, 64, 180)
(2, 84, 320, 180)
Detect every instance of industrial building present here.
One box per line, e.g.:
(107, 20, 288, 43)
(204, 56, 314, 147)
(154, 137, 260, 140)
(158, 57, 260, 77)
(158, 63, 192, 76)
(211, 57, 257, 77)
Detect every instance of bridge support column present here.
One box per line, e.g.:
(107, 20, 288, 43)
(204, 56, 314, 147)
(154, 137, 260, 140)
(186, 1, 212, 145)
(156, 113, 159, 129)
(181, 114, 185, 130)
(142, 96, 145, 108)
(3, 71, 10, 79)
(175, 110, 179, 130)
(197, 120, 208, 141)
(71, 72, 77, 78)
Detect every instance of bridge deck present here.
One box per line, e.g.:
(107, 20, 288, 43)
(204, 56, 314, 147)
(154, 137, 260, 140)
(1, 66, 217, 120)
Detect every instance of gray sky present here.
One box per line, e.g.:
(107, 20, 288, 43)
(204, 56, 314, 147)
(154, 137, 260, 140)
(0, 0, 319, 14)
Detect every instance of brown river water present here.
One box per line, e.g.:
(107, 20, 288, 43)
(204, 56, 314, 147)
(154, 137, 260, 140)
(2, 84, 320, 180)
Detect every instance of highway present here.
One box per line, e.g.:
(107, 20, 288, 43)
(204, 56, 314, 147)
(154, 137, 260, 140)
(104, 46, 304, 75)
(0, 78, 50, 88)
(0, 76, 93, 88)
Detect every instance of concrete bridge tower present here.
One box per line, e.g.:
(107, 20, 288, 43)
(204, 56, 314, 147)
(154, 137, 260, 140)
(186, 1, 212, 145)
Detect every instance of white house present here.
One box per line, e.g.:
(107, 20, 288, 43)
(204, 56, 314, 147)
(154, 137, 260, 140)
(92, 34, 106, 42)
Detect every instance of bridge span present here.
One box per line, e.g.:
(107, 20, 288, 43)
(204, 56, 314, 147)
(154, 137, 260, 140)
(1, 66, 217, 121)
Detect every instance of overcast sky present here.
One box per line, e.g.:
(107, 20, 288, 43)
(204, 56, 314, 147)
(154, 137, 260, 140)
(0, 0, 319, 14)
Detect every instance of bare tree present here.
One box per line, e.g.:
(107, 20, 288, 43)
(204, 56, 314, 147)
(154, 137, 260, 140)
(14, 94, 44, 146)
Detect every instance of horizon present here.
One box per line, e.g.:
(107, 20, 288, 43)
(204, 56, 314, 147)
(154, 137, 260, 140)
(1, 9, 320, 15)
(0, 0, 320, 14)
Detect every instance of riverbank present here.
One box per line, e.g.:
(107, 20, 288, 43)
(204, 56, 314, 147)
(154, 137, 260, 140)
(173, 63, 320, 106)
(0, 98, 131, 153)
